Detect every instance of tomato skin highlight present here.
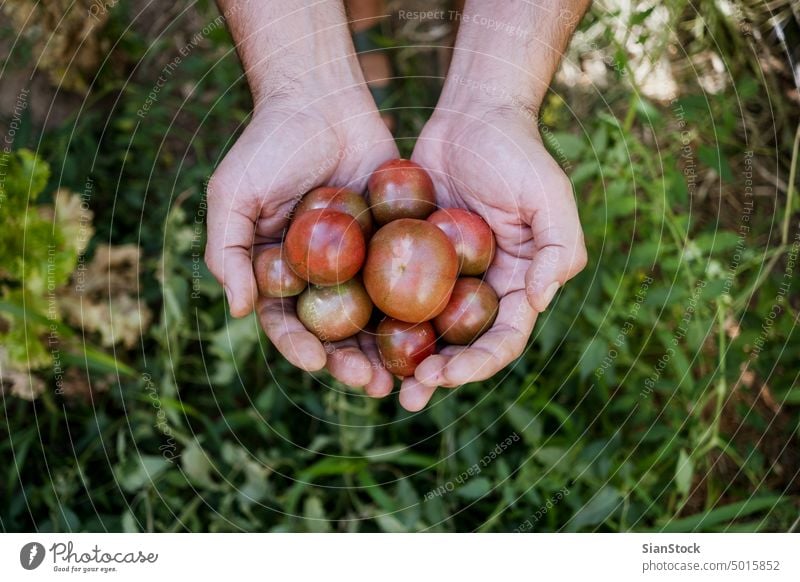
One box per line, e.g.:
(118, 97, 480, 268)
(427, 208, 496, 275)
(284, 208, 365, 286)
(376, 318, 437, 377)
(253, 246, 307, 298)
(296, 279, 373, 342)
(363, 218, 458, 323)
(433, 277, 499, 345)
(367, 159, 437, 224)
(295, 186, 374, 239)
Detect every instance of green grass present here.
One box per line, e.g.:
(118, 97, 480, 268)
(0, 0, 798, 532)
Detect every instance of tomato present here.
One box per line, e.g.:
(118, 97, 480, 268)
(296, 278, 373, 342)
(376, 317, 437, 377)
(284, 208, 365, 286)
(253, 246, 306, 298)
(428, 208, 496, 275)
(294, 186, 374, 238)
(363, 219, 458, 323)
(433, 277, 499, 345)
(367, 159, 436, 224)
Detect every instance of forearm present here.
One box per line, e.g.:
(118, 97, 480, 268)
(441, 0, 590, 115)
(217, 0, 364, 107)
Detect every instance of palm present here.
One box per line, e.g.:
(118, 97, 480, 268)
(214, 108, 397, 243)
(400, 109, 586, 409)
(206, 100, 400, 396)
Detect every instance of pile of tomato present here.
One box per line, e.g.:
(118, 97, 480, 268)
(253, 159, 499, 378)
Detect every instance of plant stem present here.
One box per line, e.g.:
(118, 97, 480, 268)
(782, 123, 800, 245)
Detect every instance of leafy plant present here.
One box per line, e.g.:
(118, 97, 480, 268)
(0, 150, 87, 374)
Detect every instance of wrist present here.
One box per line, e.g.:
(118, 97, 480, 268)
(436, 0, 587, 119)
(221, 0, 367, 109)
(250, 53, 368, 113)
(436, 63, 542, 123)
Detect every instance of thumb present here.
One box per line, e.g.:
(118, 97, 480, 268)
(204, 176, 260, 317)
(524, 175, 587, 312)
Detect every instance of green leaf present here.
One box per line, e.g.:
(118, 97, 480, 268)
(569, 161, 600, 187)
(303, 496, 331, 533)
(657, 495, 787, 532)
(698, 145, 733, 182)
(630, 6, 655, 25)
(547, 132, 585, 160)
(567, 486, 622, 531)
(506, 404, 542, 446)
(363, 445, 409, 462)
(693, 231, 742, 254)
(63, 346, 137, 377)
(774, 386, 800, 405)
(358, 470, 398, 514)
(2, 149, 50, 205)
(675, 449, 693, 497)
(209, 314, 260, 384)
(181, 439, 215, 488)
(374, 512, 407, 533)
(457, 477, 492, 501)
(114, 455, 171, 493)
(579, 337, 608, 380)
(121, 510, 140, 533)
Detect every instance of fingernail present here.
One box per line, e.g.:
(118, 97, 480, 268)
(224, 285, 233, 306)
(541, 282, 560, 310)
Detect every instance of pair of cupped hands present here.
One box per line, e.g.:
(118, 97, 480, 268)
(205, 75, 587, 411)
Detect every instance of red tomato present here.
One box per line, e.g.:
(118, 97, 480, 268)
(253, 246, 306, 298)
(363, 219, 458, 323)
(433, 277, 499, 345)
(296, 278, 373, 342)
(294, 186, 374, 239)
(428, 208, 496, 275)
(367, 159, 436, 224)
(284, 209, 365, 286)
(376, 317, 437, 377)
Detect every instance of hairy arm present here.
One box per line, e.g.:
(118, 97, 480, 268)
(207, 0, 398, 392)
(405, 1, 591, 407)
(217, 0, 366, 107)
(443, 0, 590, 118)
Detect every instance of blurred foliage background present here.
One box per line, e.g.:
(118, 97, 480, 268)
(0, 0, 798, 532)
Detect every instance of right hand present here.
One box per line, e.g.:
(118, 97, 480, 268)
(205, 86, 399, 394)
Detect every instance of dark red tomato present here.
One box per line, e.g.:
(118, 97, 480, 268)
(253, 246, 306, 298)
(363, 219, 458, 323)
(428, 208, 496, 275)
(367, 159, 436, 224)
(296, 278, 373, 342)
(376, 318, 437, 377)
(433, 277, 499, 345)
(295, 186, 374, 238)
(284, 208, 365, 286)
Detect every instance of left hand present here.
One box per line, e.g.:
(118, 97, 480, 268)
(401, 104, 588, 410)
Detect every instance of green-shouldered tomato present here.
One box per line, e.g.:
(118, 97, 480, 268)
(376, 317, 437, 377)
(295, 186, 374, 238)
(284, 208, 365, 286)
(367, 159, 436, 224)
(428, 208, 496, 275)
(297, 278, 373, 342)
(253, 246, 306, 298)
(363, 219, 458, 323)
(433, 277, 499, 345)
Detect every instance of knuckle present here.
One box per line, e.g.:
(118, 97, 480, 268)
(572, 238, 589, 273)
